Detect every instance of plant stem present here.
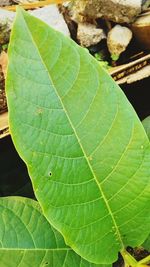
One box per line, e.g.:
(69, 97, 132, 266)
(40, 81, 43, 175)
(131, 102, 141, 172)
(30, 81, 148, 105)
(121, 249, 150, 267)
(137, 255, 150, 266)
(121, 249, 138, 267)
(0, 0, 68, 11)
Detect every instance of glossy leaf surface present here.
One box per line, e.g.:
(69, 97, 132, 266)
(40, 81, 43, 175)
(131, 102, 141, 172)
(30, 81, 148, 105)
(6, 9, 150, 264)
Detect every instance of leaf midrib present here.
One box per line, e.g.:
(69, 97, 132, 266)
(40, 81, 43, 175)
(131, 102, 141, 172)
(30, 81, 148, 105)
(21, 12, 125, 250)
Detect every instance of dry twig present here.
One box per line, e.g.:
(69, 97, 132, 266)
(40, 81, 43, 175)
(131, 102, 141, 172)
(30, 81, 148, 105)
(0, 0, 69, 11)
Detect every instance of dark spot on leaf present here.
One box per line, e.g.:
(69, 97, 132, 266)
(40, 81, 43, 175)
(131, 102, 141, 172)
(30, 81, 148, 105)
(45, 263, 49, 265)
(48, 171, 52, 177)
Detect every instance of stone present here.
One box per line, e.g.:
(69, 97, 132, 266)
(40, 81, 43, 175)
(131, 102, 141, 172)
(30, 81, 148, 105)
(107, 25, 132, 58)
(132, 12, 150, 49)
(0, 0, 13, 6)
(73, 0, 143, 23)
(77, 23, 106, 47)
(30, 5, 70, 37)
(0, 4, 70, 44)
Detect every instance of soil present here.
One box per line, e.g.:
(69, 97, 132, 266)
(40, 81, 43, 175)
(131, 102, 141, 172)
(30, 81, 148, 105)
(113, 247, 150, 267)
(0, 0, 14, 6)
(127, 246, 150, 261)
(0, 66, 7, 114)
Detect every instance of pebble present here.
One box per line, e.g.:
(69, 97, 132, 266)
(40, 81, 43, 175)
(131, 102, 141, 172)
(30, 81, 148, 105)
(107, 25, 133, 59)
(0, 5, 70, 44)
(72, 0, 144, 23)
(77, 22, 105, 47)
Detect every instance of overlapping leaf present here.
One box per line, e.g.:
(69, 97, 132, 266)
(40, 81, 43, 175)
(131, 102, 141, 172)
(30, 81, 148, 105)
(0, 197, 105, 267)
(6, 8, 150, 264)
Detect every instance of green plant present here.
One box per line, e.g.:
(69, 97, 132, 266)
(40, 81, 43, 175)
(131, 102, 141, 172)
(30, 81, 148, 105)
(94, 53, 110, 69)
(111, 54, 119, 61)
(1, 197, 107, 267)
(2, 43, 8, 51)
(3, 8, 150, 267)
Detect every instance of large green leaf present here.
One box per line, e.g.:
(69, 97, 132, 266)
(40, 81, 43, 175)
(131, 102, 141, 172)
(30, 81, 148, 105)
(6, 8, 150, 264)
(0, 197, 105, 267)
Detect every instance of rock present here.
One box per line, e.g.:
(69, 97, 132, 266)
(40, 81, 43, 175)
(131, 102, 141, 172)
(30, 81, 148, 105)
(107, 25, 132, 59)
(0, 4, 70, 44)
(72, 0, 143, 23)
(132, 12, 150, 49)
(0, 0, 13, 6)
(30, 5, 70, 37)
(77, 23, 105, 47)
(59, 3, 78, 41)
